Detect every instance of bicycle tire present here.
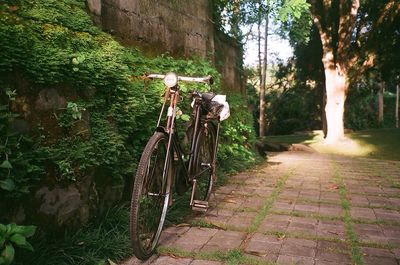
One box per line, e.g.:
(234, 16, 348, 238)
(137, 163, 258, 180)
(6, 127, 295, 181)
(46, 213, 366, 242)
(130, 132, 172, 260)
(192, 122, 216, 201)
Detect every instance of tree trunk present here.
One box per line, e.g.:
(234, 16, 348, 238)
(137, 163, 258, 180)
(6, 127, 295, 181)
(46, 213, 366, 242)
(259, 15, 268, 137)
(309, 0, 360, 143)
(257, 8, 262, 137)
(378, 82, 384, 125)
(323, 65, 347, 143)
(396, 84, 399, 128)
(322, 85, 327, 137)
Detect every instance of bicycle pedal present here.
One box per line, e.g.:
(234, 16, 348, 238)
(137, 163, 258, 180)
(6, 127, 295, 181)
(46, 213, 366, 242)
(191, 200, 209, 212)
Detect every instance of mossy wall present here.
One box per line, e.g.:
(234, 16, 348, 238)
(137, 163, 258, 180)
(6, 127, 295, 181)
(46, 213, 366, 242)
(0, 0, 256, 231)
(87, 0, 243, 92)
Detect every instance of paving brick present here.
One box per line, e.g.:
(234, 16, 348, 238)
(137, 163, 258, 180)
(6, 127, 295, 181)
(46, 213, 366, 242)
(394, 248, 400, 259)
(354, 223, 388, 244)
(317, 240, 348, 252)
(363, 256, 398, 265)
(190, 260, 223, 265)
(315, 240, 350, 264)
(232, 186, 256, 196)
(349, 194, 369, 205)
(315, 260, 350, 265)
(226, 211, 256, 229)
(381, 225, 400, 245)
(316, 220, 346, 238)
(373, 208, 400, 221)
(277, 255, 315, 265)
(350, 207, 376, 220)
(244, 254, 279, 264)
(367, 196, 390, 207)
(241, 196, 265, 209)
(294, 203, 319, 213)
(271, 200, 295, 212)
(172, 227, 218, 251)
(244, 233, 282, 255)
(216, 184, 238, 195)
(280, 238, 317, 258)
(320, 192, 340, 202)
(287, 217, 318, 236)
(257, 214, 290, 232)
(201, 230, 246, 252)
(159, 226, 191, 246)
(279, 189, 300, 199)
(152, 256, 192, 265)
(364, 186, 384, 195)
(361, 247, 396, 258)
(388, 197, 400, 205)
(252, 187, 274, 197)
(315, 249, 351, 264)
(319, 204, 343, 216)
(121, 255, 159, 265)
(382, 187, 400, 196)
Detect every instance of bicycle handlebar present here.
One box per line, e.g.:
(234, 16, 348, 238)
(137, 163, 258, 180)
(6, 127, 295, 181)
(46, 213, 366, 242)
(146, 73, 213, 85)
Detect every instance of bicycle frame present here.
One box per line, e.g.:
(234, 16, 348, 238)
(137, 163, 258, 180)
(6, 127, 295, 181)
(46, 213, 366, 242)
(153, 80, 220, 201)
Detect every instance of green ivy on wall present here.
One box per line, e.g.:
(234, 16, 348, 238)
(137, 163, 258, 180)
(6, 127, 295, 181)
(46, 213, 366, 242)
(0, 0, 257, 215)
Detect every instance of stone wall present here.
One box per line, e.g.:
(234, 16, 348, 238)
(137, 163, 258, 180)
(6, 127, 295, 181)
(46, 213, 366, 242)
(0, 80, 123, 231)
(86, 0, 243, 91)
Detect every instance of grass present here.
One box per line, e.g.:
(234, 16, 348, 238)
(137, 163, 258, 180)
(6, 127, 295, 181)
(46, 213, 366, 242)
(158, 247, 276, 265)
(333, 164, 364, 265)
(265, 128, 400, 161)
(247, 170, 293, 233)
(16, 204, 132, 265)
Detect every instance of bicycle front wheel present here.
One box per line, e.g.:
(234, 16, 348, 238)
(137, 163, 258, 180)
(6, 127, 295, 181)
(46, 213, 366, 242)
(192, 123, 216, 201)
(130, 132, 172, 260)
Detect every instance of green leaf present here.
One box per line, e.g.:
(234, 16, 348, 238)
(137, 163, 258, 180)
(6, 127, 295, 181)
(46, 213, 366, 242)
(0, 224, 6, 234)
(96, 260, 106, 265)
(107, 259, 117, 265)
(1, 244, 15, 265)
(14, 225, 36, 238)
(19, 241, 34, 252)
(181, 114, 190, 121)
(0, 179, 15, 191)
(10, 233, 26, 246)
(0, 257, 7, 265)
(0, 160, 12, 169)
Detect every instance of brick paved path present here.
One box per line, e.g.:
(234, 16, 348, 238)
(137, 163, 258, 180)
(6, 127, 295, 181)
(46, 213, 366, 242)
(123, 151, 400, 265)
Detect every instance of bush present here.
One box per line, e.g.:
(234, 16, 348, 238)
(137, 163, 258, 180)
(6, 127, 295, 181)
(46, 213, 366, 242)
(0, 0, 257, 223)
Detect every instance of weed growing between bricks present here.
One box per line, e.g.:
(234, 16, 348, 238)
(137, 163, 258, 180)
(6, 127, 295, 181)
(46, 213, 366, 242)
(269, 210, 344, 222)
(247, 170, 294, 233)
(262, 229, 345, 245)
(333, 163, 365, 265)
(158, 247, 276, 265)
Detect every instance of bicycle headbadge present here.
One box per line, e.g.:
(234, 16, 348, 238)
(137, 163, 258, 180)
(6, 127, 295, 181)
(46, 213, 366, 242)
(164, 72, 178, 88)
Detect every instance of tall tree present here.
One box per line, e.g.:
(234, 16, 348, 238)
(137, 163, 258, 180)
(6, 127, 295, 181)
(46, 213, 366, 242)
(258, 1, 269, 137)
(308, 0, 360, 143)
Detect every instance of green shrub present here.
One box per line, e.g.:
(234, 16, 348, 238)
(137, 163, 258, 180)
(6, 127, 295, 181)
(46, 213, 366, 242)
(0, 223, 36, 265)
(0, 0, 256, 212)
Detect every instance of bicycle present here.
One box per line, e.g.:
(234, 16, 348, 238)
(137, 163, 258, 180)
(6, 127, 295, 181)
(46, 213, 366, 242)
(130, 72, 227, 260)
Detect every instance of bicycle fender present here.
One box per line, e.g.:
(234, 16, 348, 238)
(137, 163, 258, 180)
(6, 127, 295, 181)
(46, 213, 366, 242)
(155, 126, 168, 134)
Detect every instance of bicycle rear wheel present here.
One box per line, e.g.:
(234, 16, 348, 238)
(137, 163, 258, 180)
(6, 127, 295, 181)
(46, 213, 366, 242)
(192, 123, 216, 201)
(130, 132, 172, 260)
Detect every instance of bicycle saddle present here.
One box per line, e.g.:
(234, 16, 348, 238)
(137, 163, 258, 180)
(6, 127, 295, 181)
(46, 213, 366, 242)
(200, 92, 215, 102)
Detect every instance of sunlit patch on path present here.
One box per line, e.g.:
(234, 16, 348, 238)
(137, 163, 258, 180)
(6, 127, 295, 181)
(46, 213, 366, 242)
(122, 151, 400, 265)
